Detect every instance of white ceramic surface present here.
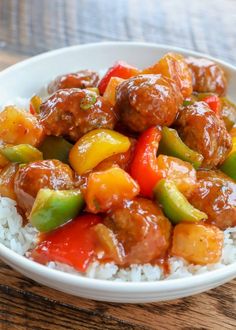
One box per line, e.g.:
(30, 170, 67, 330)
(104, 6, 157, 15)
(0, 42, 235, 303)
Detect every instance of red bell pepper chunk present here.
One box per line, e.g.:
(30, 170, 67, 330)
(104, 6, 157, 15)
(130, 126, 163, 197)
(98, 60, 139, 95)
(29, 104, 36, 115)
(202, 95, 221, 115)
(31, 214, 102, 272)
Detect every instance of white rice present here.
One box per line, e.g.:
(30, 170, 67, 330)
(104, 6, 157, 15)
(0, 198, 38, 255)
(1, 197, 236, 282)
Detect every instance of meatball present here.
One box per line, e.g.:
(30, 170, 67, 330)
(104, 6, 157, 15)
(48, 70, 99, 94)
(186, 57, 227, 96)
(39, 89, 117, 142)
(175, 102, 232, 168)
(104, 198, 172, 265)
(189, 170, 236, 230)
(14, 159, 75, 215)
(116, 74, 183, 132)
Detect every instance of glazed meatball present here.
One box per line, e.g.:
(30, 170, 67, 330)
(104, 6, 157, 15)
(104, 198, 172, 265)
(189, 170, 236, 230)
(39, 89, 117, 142)
(48, 70, 99, 94)
(186, 57, 227, 96)
(115, 74, 183, 132)
(175, 102, 232, 168)
(14, 159, 75, 215)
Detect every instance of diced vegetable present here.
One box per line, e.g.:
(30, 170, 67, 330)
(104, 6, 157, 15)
(0, 150, 9, 168)
(69, 129, 131, 175)
(39, 136, 73, 164)
(85, 166, 140, 213)
(30, 95, 42, 114)
(0, 144, 43, 163)
(0, 106, 44, 146)
(182, 100, 194, 106)
(86, 87, 100, 95)
(183, 93, 216, 108)
(220, 129, 236, 180)
(196, 92, 215, 100)
(130, 126, 162, 197)
(142, 53, 193, 97)
(80, 93, 97, 110)
(93, 223, 124, 264)
(202, 95, 221, 115)
(95, 137, 136, 172)
(98, 61, 139, 95)
(103, 77, 125, 106)
(0, 163, 18, 199)
(220, 97, 236, 131)
(31, 214, 101, 272)
(156, 155, 197, 198)
(220, 152, 236, 181)
(171, 223, 223, 265)
(154, 179, 207, 224)
(29, 189, 84, 232)
(158, 126, 203, 169)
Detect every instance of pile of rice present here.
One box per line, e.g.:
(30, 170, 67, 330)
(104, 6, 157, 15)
(1, 197, 236, 282)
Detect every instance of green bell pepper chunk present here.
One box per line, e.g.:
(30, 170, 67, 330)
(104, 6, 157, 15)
(220, 151, 236, 181)
(39, 136, 73, 164)
(0, 144, 43, 163)
(154, 179, 207, 224)
(159, 127, 204, 169)
(29, 188, 84, 232)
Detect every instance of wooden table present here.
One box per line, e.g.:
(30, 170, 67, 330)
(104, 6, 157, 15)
(0, 0, 236, 329)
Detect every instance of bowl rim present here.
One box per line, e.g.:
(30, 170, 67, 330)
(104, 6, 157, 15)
(0, 41, 235, 78)
(0, 41, 235, 293)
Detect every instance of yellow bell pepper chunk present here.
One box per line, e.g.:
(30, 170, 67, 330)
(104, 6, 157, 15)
(69, 129, 131, 175)
(229, 136, 236, 156)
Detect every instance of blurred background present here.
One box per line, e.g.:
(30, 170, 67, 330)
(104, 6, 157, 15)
(0, 0, 236, 70)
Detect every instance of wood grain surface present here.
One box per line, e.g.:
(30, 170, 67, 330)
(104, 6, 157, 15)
(0, 0, 236, 329)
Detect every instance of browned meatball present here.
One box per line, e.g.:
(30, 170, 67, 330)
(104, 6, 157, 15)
(48, 70, 99, 94)
(14, 159, 75, 215)
(189, 170, 236, 230)
(115, 74, 183, 132)
(103, 198, 172, 265)
(186, 57, 227, 96)
(175, 102, 232, 168)
(39, 89, 117, 142)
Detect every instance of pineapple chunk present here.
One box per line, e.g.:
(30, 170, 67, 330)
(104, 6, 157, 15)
(171, 222, 223, 265)
(0, 106, 44, 146)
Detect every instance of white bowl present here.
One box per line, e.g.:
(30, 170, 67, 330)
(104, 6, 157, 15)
(0, 42, 235, 303)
